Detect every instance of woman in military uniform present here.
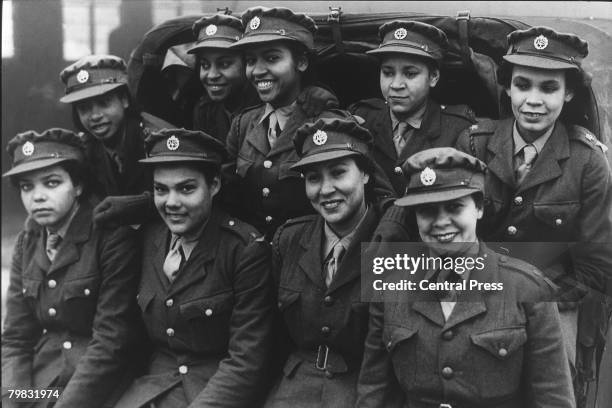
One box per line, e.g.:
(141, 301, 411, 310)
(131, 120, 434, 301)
(114, 129, 275, 408)
(265, 115, 385, 408)
(1, 129, 141, 407)
(356, 147, 574, 408)
(349, 21, 477, 196)
(222, 6, 341, 239)
(59, 55, 173, 197)
(455, 27, 612, 404)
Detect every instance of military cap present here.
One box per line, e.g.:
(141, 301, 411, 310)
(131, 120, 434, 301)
(367, 20, 448, 61)
(503, 26, 588, 70)
(188, 14, 243, 53)
(395, 147, 486, 207)
(140, 128, 226, 165)
(231, 7, 317, 50)
(162, 43, 196, 72)
(59, 55, 128, 103)
(3, 128, 85, 177)
(291, 113, 372, 172)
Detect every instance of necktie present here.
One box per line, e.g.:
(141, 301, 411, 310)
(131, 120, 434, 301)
(163, 236, 184, 282)
(325, 244, 345, 287)
(393, 122, 411, 155)
(267, 111, 281, 149)
(516, 144, 538, 185)
(46, 233, 62, 262)
(435, 267, 461, 302)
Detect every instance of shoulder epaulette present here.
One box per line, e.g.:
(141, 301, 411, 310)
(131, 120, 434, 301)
(140, 112, 176, 131)
(569, 125, 608, 154)
(219, 217, 264, 244)
(349, 98, 386, 112)
(282, 214, 318, 228)
(467, 118, 497, 136)
(440, 104, 476, 123)
(496, 254, 549, 287)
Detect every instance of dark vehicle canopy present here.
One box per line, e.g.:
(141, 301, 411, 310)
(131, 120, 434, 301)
(129, 10, 604, 141)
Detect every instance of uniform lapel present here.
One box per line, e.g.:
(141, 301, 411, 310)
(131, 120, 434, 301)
(48, 203, 92, 276)
(372, 106, 397, 162)
(327, 207, 377, 293)
(411, 296, 446, 327)
(517, 123, 569, 193)
(486, 118, 516, 188)
(398, 100, 441, 163)
(168, 210, 221, 296)
(245, 116, 270, 155)
(268, 106, 307, 158)
(149, 222, 171, 290)
(29, 223, 50, 278)
(297, 217, 326, 289)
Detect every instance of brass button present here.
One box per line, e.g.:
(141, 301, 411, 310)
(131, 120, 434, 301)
(205, 308, 213, 317)
(442, 330, 453, 341)
(507, 225, 517, 236)
(262, 187, 270, 197)
(165, 299, 174, 307)
(22, 288, 27, 294)
(441, 366, 454, 379)
(513, 196, 523, 205)
(83, 288, 91, 296)
(48, 279, 57, 289)
(323, 296, 334, 306)
(62, 341, 72, 350)
(394, 166, 403, 175)
(555, 218, 563, 226)
(166, 328, 175, 337)
(321, 326, 331, 336)
(48, 308, 57, 317)
(229, 220, 235, 226)
(263, 160, 272, 169)
(178, 365, 188, 374)
(498, 347, 508, 357)
(265, 216, 273, 223)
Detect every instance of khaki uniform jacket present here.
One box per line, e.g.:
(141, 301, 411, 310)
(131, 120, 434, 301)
(265, 206, 383, 407)
(349, 99, 476, 196)
(1, 202, 141, 408)
(356, 245, 574, 408)
(115, 208, 275, 408)
(456, 118, 612, 301)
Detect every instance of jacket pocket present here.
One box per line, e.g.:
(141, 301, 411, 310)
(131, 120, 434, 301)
(469, 326, 527, 398)
(278, 160, 303, 180)
(277, 287, 300, 311)
(136, 288, 155, 313)
(236, 155, 254, 178)
(62, 275, 99, 300)
(179, 291, 234, 351)
(533, 202, 580, 230)
(277, 287, 302, 336)
(22, 278, 41, 299)
(383, 325, 418, 353)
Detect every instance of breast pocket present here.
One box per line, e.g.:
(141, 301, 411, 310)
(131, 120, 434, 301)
(533, 202, 580, 233)
(469, 326, 527, 397)
(382, 325, 418, 386)
(22, 278, 41, 300)
(179, 291, 234, 351)
(236, 155, 255, 178)
(278, 160, 303, 181)
(277, 287, 302, 334)
(62, 275, 100, 329)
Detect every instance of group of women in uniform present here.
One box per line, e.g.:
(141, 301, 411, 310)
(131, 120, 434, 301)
(2, 5, 610, 408)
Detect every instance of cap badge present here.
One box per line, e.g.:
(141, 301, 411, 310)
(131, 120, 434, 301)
(394, 28, 407, 40)
(76, 70, 89, 84)
(166, 135, 180, 151)
(420, 167, 436, 186)
(205, 24, 217, 36)
(312, 130, 327, 146)
(249, 16, 261, 30)
(22, 141, 35, 156)
(533, 35, 548, 50)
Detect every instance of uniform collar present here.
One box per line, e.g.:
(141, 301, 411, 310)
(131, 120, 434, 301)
(258, 101, 297, 131)
(45, 202, 80, 238)
(512, 121, 554, 156)
(170, 219, 209, 261)
(389, 105, 425, 131)
(322, 207, 368, 260)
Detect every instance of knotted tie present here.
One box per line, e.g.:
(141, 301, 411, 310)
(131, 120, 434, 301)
(392, 122, 411, 155)
(325, 244, 345, 287)
(267, 111, 281, 149)
(516, 144, 538, 185)
(46, 232, 62, 262)
(163, 236, 184, 282)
